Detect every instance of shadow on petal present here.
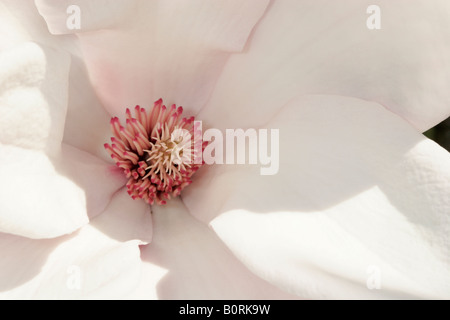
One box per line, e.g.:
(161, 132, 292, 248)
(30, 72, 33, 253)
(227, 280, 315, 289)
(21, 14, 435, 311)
(183, 95, 450, 298)
(185, 95, 431, 219)
(139, 198, 298, 300)
(90, 187, 152, 245)
(51, 144, 127, 222)
(0, 232, 72, 291)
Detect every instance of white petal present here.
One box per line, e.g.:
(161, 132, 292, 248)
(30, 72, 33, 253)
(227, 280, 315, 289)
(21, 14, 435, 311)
(0, 0, 72, 51)
(184, 95, 450, 299)
(36, 0, 270, 117)
(0, 143, 125, 239)
(0, 190, 152, 299)
(0, 40, 86, 238)
(0, 19, 127, 238)
(200, 0, 450, 132)
(0, 42, 69, 156)
(1, 1, 114, 160)
(134, 198, 297, 299)
(0, 146, 86, 238)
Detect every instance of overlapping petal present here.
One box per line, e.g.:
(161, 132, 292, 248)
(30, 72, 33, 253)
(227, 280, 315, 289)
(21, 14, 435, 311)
(2, 0, 449, 300)
(0, 36, 124, 240)
(2, 0, 117, 160)
(184, 95, 450, 298)
(35, 0, 270, 117)
(135, 198, 296, 299)
(0, 188, 151, 299)
(199, 0, 450, 132)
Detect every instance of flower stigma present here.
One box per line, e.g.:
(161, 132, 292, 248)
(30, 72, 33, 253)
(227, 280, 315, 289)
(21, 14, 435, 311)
(104, 99, 207, 205)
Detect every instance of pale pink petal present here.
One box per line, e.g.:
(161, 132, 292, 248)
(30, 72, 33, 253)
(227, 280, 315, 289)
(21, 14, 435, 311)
(184, 95, 450, 299)
(0, 190, 152, 299)
(35, 0, 270, 117)
(134, 198, 297, 299)
(63, 56, 116, 161)
(92, 188, 152, 244)
(200, 0, 450, 132)
(35, 0, 135, 34)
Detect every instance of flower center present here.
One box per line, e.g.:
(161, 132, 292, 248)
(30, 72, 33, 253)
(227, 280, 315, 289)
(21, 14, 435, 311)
(104, 99, 206, 205)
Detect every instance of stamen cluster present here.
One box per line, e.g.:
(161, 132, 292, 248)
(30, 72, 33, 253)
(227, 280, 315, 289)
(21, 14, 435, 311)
(105, 99, 205, 205)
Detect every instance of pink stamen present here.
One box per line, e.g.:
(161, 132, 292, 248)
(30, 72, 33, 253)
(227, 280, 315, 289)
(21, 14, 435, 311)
(104, 98, 208, 205)
(111, 137, 127, 152)
(120, 127, 135, 148)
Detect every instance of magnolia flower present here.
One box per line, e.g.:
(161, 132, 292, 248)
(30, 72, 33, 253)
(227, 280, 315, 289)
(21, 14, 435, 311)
(1, 0, 449, 299)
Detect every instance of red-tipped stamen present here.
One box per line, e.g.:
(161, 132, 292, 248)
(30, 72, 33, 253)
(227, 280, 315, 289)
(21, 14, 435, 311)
(104, 98, 208, 205)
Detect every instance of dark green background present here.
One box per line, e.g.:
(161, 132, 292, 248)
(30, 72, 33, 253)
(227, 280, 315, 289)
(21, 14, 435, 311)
(425, 118, 450, 152)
